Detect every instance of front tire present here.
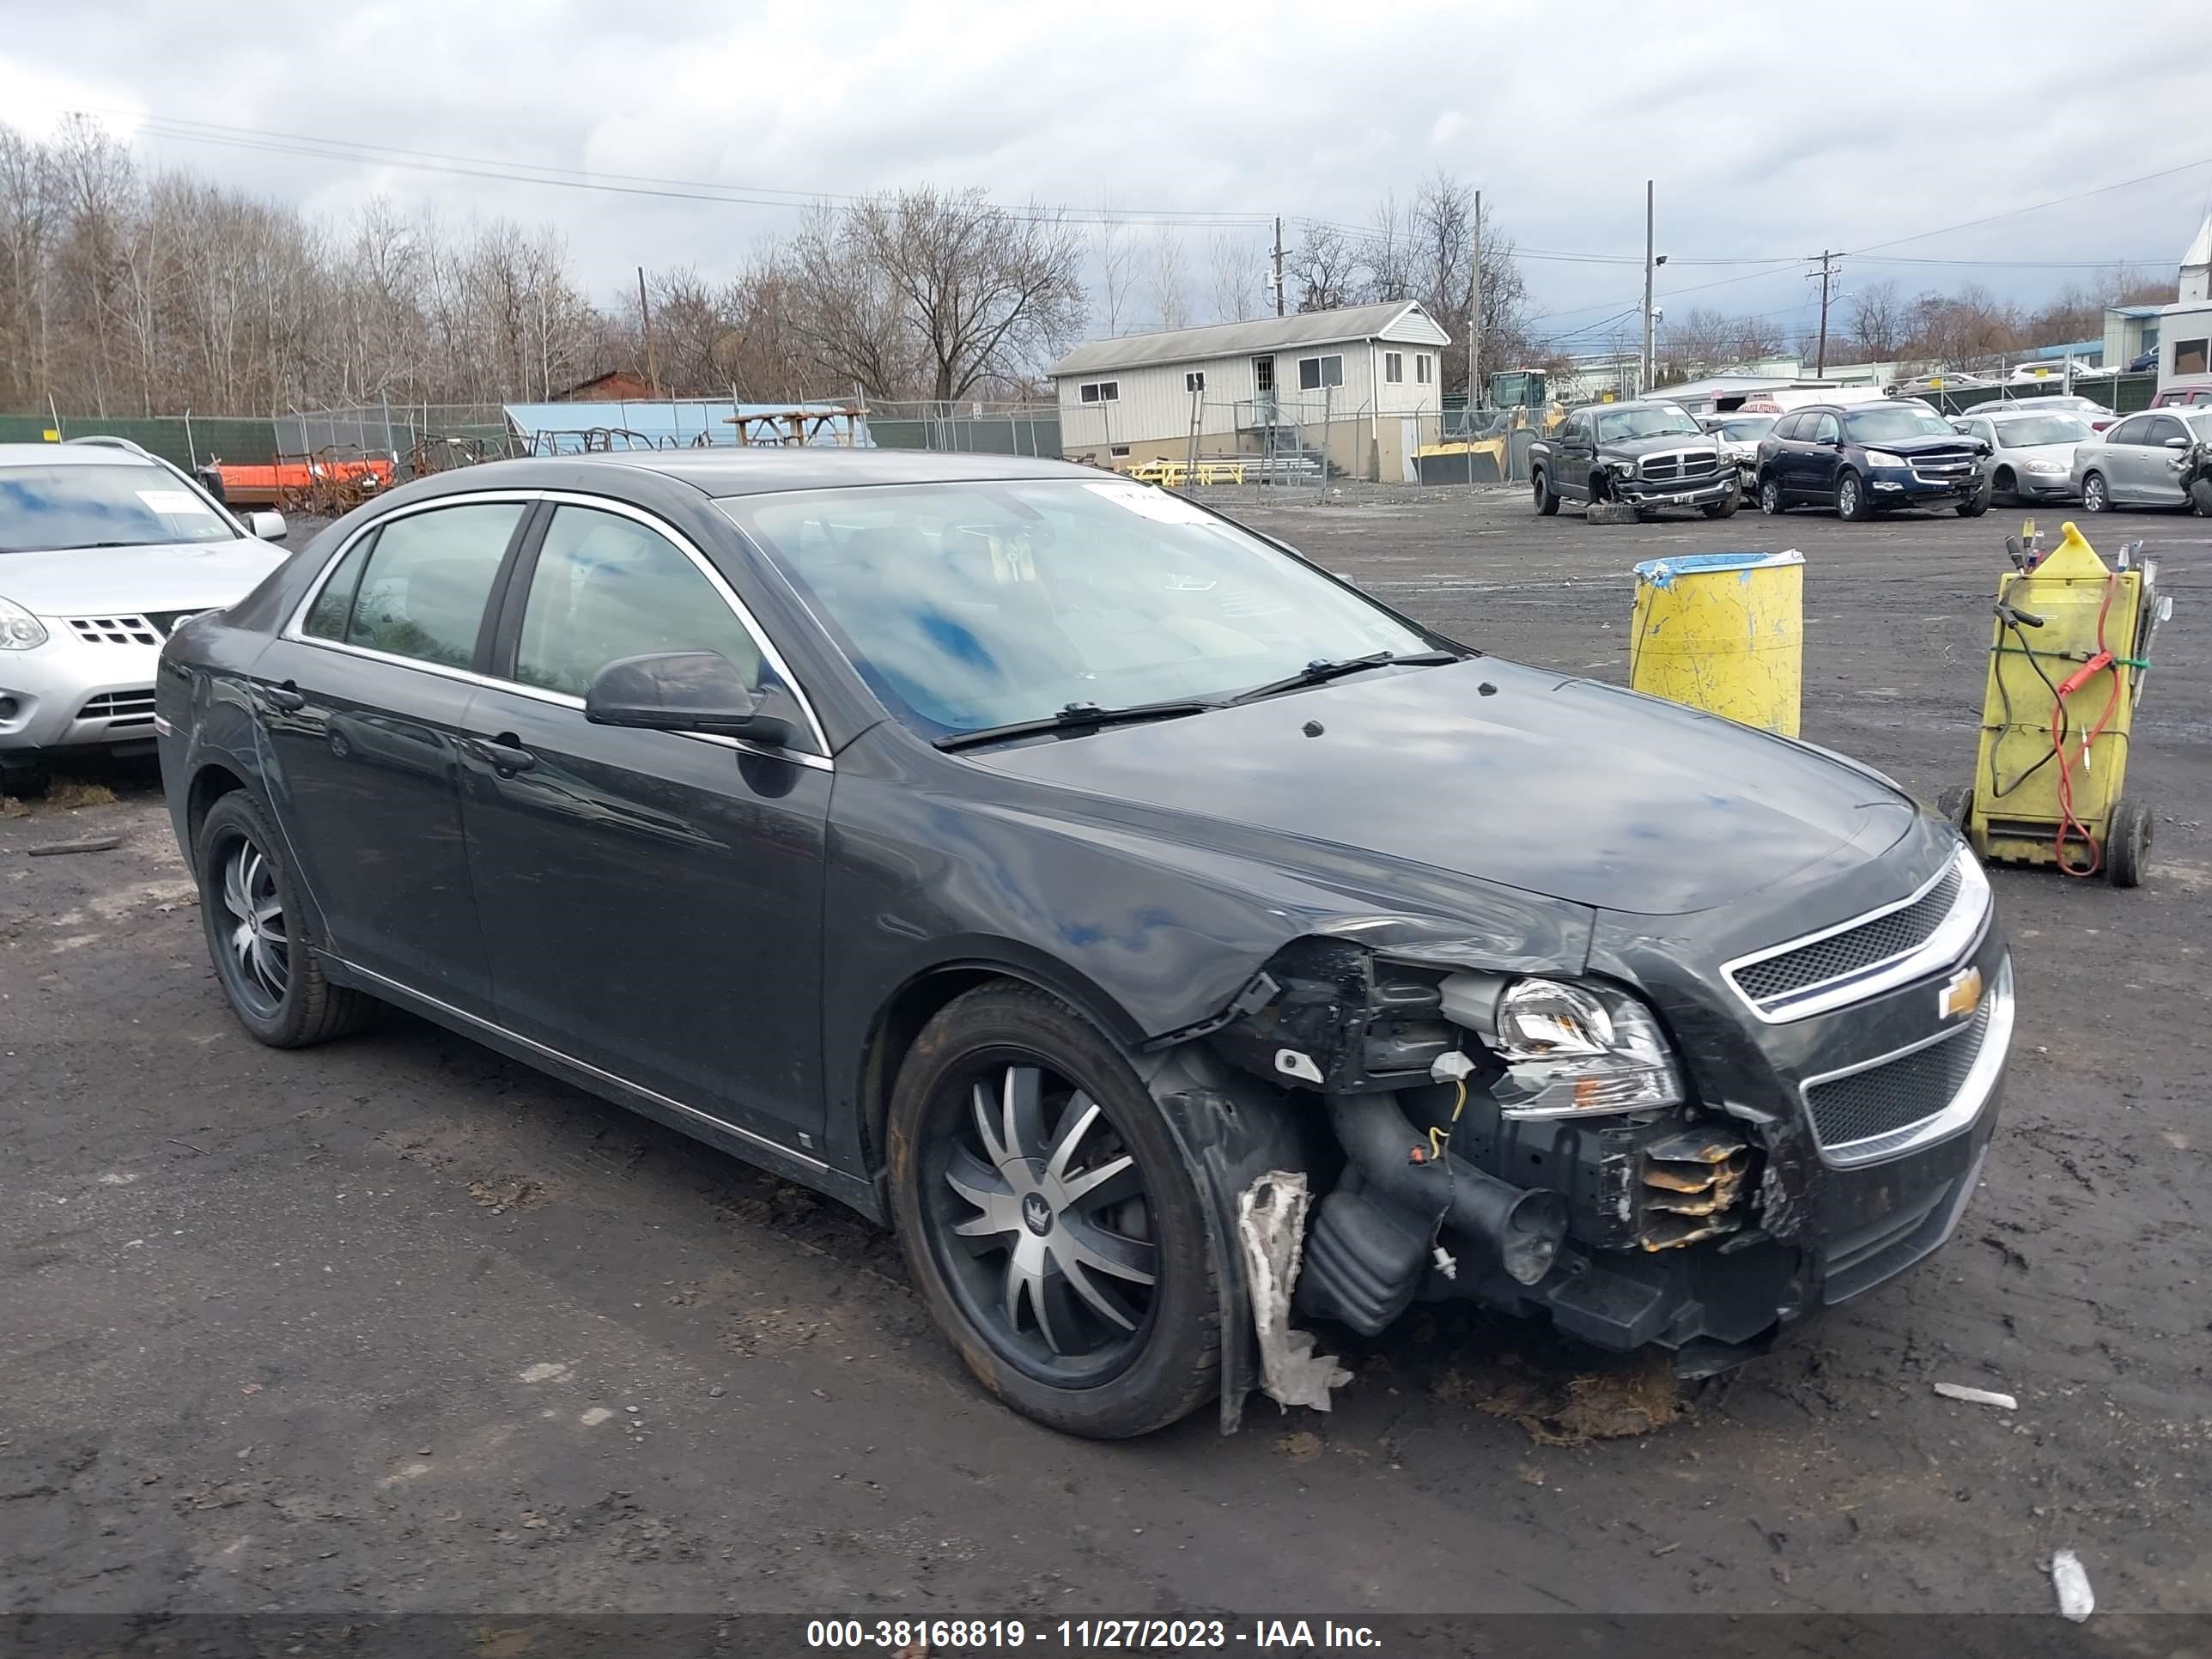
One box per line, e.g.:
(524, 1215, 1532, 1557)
(1532, 468, 1559, 515)
(1702, 492, 1739, 519)
(1759, 476, 1784, 515)
(2081, 471, 2110, 514)
(1837, 470, 1873, 521)
(887, 983, 1221, 1438)
(1957, 487, 1989, 518)
(193, 792, 374, 1048)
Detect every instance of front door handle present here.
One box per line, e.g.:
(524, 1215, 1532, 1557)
(474, 735, 537, 774)
(261, 683, 305, 713)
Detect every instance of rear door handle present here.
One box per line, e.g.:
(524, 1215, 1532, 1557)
(474, 735, 537, 774)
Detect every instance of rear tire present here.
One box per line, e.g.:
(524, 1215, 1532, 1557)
(1837, 470, 1873, 521)
(2081, 471, 2110, 514)
(2106, 798, 2152, 888)
(192, 791, 375, 1048)
(886, 982, 1222, 1439)
(1532, 468, 1559, 515)
(1759, 476, 1784, 515)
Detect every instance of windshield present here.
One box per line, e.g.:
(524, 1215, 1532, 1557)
(720, 481, 1434, 738)
(1594, 406, 1703, 443)
(1990, 415, 2092, 447)
(0, 462, 236, 555)
(1843, 405, 1959, 444)
(1716, 416, 1777, 441)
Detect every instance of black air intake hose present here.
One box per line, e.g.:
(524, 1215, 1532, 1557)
(1325, 1091, 1567, 1285)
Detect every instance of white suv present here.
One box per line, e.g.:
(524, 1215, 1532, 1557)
(0, 439, 289, 788)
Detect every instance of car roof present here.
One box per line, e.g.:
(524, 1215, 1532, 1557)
(456, 447, 1103, 498)
(0, 442, 165, 466)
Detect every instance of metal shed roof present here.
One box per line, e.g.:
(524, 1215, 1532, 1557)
(1048, 301, 1450, 377)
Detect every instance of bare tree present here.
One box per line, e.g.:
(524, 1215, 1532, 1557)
(1289, 223, 1364, 313)
(1206, 230, 1260, 323)
(1365, 194, 1413, 303)
(1847, 278, 1905, 360)
(1092, 206, 1133, 336)
(1146, 228, 1189, 331)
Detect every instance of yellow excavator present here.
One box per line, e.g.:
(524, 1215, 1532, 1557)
(1414, 369, 1566, 484)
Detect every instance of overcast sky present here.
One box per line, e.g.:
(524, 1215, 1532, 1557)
(6, 0, 2212, 352)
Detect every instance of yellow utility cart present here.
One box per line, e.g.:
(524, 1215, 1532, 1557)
(1939, 521, 2172, 886)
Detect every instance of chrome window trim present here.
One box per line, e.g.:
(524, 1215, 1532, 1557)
(1721, 847, 1990, 1024)
(280, 488, 833, 764)
(329, 957, 829, 1173)
(1804, 956, 2014, 1169)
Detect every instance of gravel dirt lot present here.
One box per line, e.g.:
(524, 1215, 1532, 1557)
(5, 489, 2209, 1620)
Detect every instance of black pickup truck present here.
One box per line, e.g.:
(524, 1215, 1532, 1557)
(1528, 401, 1739, 519)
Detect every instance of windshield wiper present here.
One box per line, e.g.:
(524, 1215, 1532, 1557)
(933, 697, 1219, 752)
(1230, 647, 1467, 705)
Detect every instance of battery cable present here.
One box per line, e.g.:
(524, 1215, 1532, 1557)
(2047, 570, 2127, 878)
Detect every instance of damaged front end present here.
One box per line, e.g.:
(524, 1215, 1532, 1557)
(1200, 936, 1796, 1383)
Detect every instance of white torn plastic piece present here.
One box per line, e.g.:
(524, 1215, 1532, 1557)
(1274, 1048, 1324, 1085)
(2051, 1550, 2094, 1622)
(1235, 1171, 1351, 1413)
(1429, 1050, 1476, 1085)
(1431, 1244, 1458, 1281)
(1933, 1382, 2018, 1410)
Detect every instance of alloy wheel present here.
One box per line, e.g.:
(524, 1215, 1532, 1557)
(216, 834, 290, 1016)
(2083, 473, 2107, 512)
(924, 1060, 1158, 1386)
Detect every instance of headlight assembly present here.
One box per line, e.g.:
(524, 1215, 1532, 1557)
(1864, 450, 1906, 469)
(0, 595, 47, 650)
(1441, 974, 1686, 1119)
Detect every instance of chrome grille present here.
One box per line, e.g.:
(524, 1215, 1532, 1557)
(1640, 451, 1722, 483)
(1732, 864, 1963, 1006)
(76, 690, 158, 728)
(1805, 999, 1991, 1151)
(67, 616, 162, 646)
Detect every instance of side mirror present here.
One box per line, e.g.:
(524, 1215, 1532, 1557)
(247, 509, 288, 542)
(2165, 435, 2191, 450)
(584, 651, 792, 745)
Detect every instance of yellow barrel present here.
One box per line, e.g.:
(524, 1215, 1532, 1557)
(1628, 550, 1805, 736)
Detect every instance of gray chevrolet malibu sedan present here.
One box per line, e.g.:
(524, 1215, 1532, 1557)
(157, 450, 2011, 1437)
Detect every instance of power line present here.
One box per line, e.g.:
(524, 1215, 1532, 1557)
(96, 107, 1280, 230)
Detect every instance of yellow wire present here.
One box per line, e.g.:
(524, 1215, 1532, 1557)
(1426, 1078, 1468, 1164)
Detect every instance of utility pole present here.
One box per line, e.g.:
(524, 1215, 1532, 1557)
(1469, 188, 1483, 413)
(1809, 251, 1839, 378)
(1272, 216, 1285, 318)
(637, 265, 661, 397)
(1641, 180, 1655, 396)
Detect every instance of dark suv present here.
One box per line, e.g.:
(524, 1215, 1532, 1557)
(1757, 401, 1990, 520)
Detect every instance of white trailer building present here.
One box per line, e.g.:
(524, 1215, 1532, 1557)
(1049, 301, 1451, 483)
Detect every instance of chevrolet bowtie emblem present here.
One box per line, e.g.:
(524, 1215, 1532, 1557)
(1939, 965, 1984, 1021)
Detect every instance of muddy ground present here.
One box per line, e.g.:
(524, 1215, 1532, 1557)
(3, 491, 2208, 1619)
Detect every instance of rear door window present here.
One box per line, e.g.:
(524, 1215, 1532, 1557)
(307, 501, 525, 669)
(1808, 413, 1840, 444)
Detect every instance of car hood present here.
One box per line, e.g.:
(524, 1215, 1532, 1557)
(968, 659, 1917, 916)
(0, 538, 289, 616)
(1866, 434, 1978, 457)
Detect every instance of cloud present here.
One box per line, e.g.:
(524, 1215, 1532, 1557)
(0, 0, 2207, 337)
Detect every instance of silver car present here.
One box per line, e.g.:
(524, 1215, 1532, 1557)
(2070, 407, 2212, 514)
(1704, 411, 1778, 498)
(0, 440, 289, 787)
(1951, 408, 2094, 505)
